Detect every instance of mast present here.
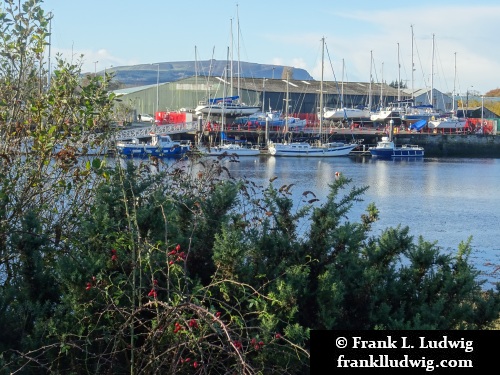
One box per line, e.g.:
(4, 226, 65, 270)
(222, 46, 230, 146)
(195, 46, 198, 105)
(285, 71, 289, 133)
(340, 58, 344, 108)
(431, 33, 435, 108)
(453, 52, 457, 114)
(319, 37, 324, 140)
(380, 62, 384, 108)
(397, 42, 401, 102)
(230, 19, 234, 98)
(411, 25, 414, 104)
(368, 50, 373, 111)
(237, 3, 241, 101)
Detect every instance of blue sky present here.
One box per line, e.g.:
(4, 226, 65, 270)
(41, 0, 499, 95)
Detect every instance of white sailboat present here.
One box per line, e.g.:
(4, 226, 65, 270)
(402, 29, 440, 125)
(321, 59, 371, 121)
(428, 51, 467, 130)
(198, 50, 260, 157)
(369, 53, 403, 124)
(195, 10, 260, 117)
(268, 38, 358, 157)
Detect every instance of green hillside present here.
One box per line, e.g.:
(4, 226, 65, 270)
(95, 60, 314, 87)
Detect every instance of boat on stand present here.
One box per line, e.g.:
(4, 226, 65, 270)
(369, 120, 424, 158)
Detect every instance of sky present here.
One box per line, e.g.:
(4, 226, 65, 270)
(39, 0, 500, 96)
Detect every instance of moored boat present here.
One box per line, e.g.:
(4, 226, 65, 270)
(116, 134, 190, 158)
(197, 142, 261, 157)
(268, 140, 357, 157)
(369, 136, 424, 158)
(268, 38, 358, 158)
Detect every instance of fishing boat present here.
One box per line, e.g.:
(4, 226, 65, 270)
(368, 136, 424, 158)
(369, 121, 424, 158)
(115, 134, 190, 158)
(268, 38, 358, 157)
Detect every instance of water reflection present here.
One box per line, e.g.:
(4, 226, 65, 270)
(217, 155, 500, 287)
(105, 154, 500, 287)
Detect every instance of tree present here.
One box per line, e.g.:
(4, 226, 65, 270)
(389, 80, 407, 89)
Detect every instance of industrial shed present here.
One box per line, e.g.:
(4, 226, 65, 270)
(113, 75, 406, 121)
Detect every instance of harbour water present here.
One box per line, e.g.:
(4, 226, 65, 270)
(208, 155, 500, 288)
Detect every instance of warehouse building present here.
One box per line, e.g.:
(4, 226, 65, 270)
(112, 74, 469, 125)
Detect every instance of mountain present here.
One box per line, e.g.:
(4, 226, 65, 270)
(97, 60, 314, 87)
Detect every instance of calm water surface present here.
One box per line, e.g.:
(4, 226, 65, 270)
(213, 155, 500, 288)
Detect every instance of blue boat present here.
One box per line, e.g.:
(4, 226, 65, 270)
(116, 134, 190, 158)
(369, 136, 424, 158)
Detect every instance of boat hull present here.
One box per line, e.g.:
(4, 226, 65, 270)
(268, 142, 357, 157)
(195, 104, 261, 116)
(428, 118, 467, 129)
(369, 147, 424, 158)
(323, 108, 371, 120)
(116, 144, 190, 157)
(116, 135, 190, 158)
(368, 136, 424, 158)
(198, 144, 260, 156)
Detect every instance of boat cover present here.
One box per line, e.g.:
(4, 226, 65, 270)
(410, 119, 427, 131)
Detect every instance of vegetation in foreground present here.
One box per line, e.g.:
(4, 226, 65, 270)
(1, 1, 500, 373)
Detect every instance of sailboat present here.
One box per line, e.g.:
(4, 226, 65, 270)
(268, 38, 358, 157)
(197, 50, 260, 157)
(428, 51, 467, 130)
(402, 30, 440, 125)
(369, 53, 403, 125)
(195, 9, 260, 117)
(321, 59, 371, 121)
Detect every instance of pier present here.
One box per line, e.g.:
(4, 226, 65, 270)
(109, 122, 500, 158)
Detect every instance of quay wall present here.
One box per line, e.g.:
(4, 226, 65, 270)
(201, 129, 500, 158)
(389, 133, 500, 158)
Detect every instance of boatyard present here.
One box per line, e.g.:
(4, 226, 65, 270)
(112, 120, 500, 158)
